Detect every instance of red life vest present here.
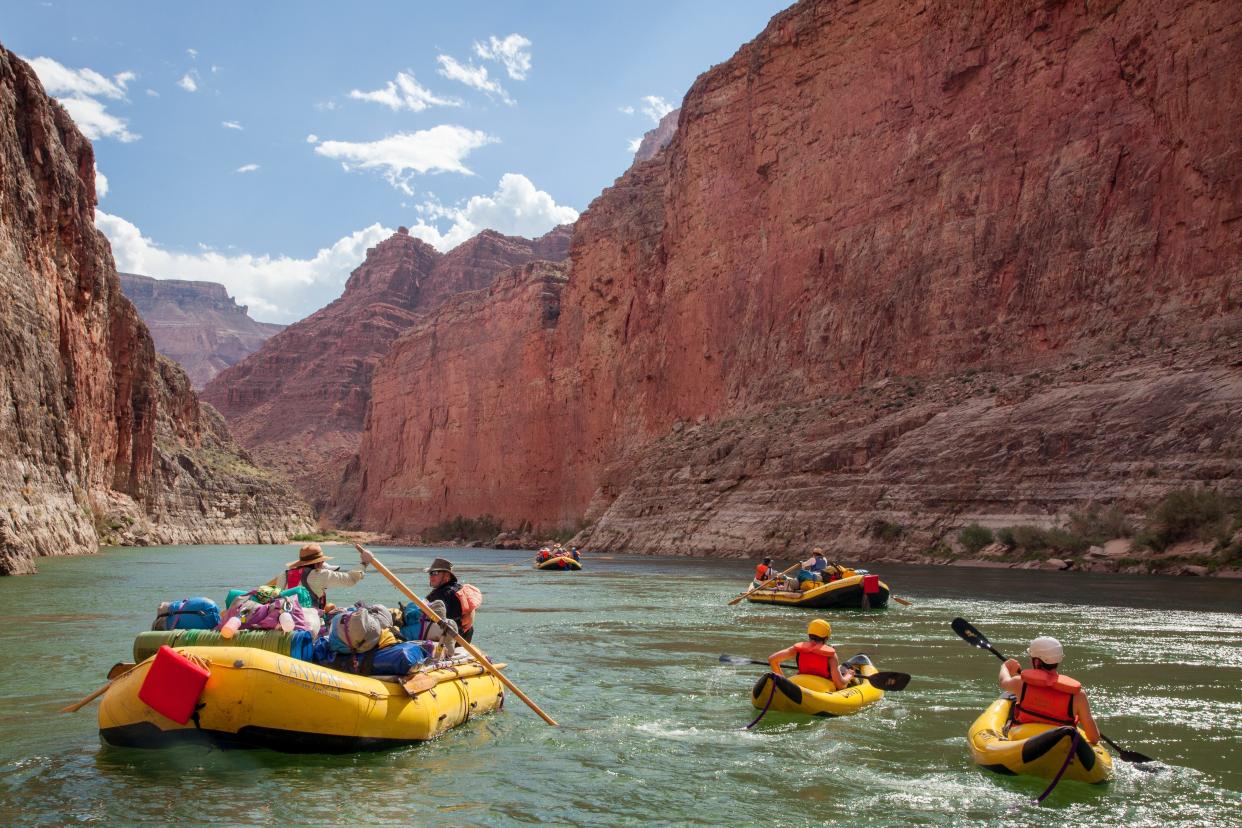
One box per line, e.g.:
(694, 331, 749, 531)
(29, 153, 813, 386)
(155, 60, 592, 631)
(755, 564, 773, 581)
(792, 641, 835, 679)
(1013, 668, 1081, 726)
(284, 567, 327, 611)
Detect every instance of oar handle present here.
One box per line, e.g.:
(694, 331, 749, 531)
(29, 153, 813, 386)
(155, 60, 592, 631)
(359, 546, 558, 727)
(728, 562, 801, 606)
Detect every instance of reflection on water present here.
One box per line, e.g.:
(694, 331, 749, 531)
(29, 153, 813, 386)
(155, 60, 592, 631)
(0, 546, 1239, 826)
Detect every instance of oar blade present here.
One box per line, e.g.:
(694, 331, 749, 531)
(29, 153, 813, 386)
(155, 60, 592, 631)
(719, 654, 766, 666)
(1119, 749, 1156, 764)
(866, 671, 911, 691)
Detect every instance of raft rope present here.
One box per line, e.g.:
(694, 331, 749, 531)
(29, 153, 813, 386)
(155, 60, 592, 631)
(1031, 728, 1082, 806)
(746, 673, 779, 730)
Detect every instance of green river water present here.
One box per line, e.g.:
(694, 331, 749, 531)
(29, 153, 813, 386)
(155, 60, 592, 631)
(0, 545, 1239, 827)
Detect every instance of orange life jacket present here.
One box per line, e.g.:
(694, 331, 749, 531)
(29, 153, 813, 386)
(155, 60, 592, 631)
(755, 564, 773, 581)
(1013, 668, 1081, 726)
(792, 641, 835, 679)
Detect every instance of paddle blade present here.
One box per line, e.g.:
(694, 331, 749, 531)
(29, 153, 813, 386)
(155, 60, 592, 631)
(719, 654, 763, 666)
(1119, 749, 1156, 764)
(892, 595, 913, 606)
(865, 671, 911, 691)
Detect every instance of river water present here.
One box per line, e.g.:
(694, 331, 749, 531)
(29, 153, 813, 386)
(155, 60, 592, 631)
(0, 545, 1239, 827)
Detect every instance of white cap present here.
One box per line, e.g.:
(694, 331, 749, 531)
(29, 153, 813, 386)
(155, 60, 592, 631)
(1027, 636, 1064, 664)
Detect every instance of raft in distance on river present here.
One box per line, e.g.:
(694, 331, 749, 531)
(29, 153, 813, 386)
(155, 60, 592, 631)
(745, 572, 890, 609)
(535, 554, 582, 571)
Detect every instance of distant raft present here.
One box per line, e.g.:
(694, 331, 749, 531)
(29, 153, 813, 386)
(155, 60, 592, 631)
(535, 555, 582, 571)
(750, 655, 885, 717)
(968, 696, 1113, 784)
(98, 645, 504, 752)
(745, 572, 890, 609)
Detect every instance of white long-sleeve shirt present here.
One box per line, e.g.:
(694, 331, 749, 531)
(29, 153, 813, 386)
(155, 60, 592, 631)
(304, 566, 365, 601)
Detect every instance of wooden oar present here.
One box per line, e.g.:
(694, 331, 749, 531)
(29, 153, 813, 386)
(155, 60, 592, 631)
(891, 595, 913, 606)
(950, 617, 1155, 764)
(61, 662, 136, 713)
(357, 544, 558, 726)
(728, 562, 800, 606)
(717, 655, 911, 691)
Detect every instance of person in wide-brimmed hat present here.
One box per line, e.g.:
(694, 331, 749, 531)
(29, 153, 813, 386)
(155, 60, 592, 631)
(278, 542, 374, 612)
(425, 557, 476, 643)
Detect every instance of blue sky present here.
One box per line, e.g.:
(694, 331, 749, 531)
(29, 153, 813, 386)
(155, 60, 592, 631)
(3, 1, 789, 322)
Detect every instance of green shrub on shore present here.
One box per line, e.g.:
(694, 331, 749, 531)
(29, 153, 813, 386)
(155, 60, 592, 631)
(1132, 488, 1239, 552)
(958, 524, 994, 555)
(868, 519, 905, 542)
(422, 514, 504, 543)
(1067, 505, 1133, 545)
(290, 531, 349, 542)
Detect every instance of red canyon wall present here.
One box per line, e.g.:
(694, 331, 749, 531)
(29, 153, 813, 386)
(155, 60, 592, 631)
(202, 226, 570, 509)
(350, 0, 1242, 551)
(0, 47, 311, 574)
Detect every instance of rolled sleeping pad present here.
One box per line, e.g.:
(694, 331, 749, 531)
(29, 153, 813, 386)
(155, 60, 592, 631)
(133, 629, 313, 663)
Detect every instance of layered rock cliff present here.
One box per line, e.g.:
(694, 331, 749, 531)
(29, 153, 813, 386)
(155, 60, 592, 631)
(118, 273, 284, 389)
(348, 0, 1242, 561)
(201, 225, 571, 510)
(0, 47, 312, 575)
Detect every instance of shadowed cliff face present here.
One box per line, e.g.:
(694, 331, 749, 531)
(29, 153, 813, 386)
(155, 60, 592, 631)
(349, 0, 1242, 555)
(200, 225, 572, 511)
(118, 273, 284, 389)
(0, 47, 312, 575)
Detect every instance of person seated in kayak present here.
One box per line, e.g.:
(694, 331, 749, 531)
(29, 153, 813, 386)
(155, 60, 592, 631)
(767, 619, 855, 690)
(796, 547, 830, 585)
(998, 636, 1100, 745)
(753, 556, 777, 587)
(426, 557, 475, 643)
(279, 543, 373, 612)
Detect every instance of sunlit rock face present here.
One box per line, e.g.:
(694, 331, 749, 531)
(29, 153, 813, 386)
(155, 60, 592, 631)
(201, 225, 571, 512)
(0, 47, 312, 574)
(345, 0, 1242, 557)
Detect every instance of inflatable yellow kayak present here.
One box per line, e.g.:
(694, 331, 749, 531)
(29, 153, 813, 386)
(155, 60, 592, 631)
(745, 572, 889, 609)
(98, 646, 504, 752)
(750, 655, 885, 717)
(968, 697, 1113, 784)
(535, 555, 582, 570)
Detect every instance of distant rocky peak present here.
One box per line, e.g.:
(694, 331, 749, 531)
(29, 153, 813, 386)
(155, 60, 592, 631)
(341, 228, 441, 307)
(634, 107, 680, 162)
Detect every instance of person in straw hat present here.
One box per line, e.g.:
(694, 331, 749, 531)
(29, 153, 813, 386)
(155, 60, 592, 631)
(280, 543, 374, 612)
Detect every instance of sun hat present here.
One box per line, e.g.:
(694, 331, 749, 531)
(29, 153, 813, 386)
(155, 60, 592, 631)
(1027, 636, 1064, 664)
(286, 543, 332, 569)
(425, 557, 455, 573)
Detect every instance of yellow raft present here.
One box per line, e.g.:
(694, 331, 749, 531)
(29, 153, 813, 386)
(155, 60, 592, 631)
(535, 555, 582, 570)
(968, 697, 1113, 784)
(98, 646, 504, 752)
(745, 572, 889, 609)
(750, 655, 885, 717)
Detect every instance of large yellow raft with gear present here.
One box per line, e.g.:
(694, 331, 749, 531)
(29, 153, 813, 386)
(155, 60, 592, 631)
(750, 655, 885, 717)
(745, 572, 890, 609)
(968, 696, 1113, 784)
(98, 646, 504, 752)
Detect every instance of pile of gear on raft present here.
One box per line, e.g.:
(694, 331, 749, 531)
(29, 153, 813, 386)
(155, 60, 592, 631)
(146, 550, 481, 679)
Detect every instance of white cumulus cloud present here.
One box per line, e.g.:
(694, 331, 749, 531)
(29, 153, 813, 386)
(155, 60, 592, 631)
(306, 134, 319, 144)
(349, 71, 459, 112)
(59, 96, 140, 142)
(313, 125, 496, 195)
(473, 34, 532, 80)
(408, 173, 578, 251)
(436, 55, 513, 105)
(641, 95, 673, 123)
(222, 120, 243, 130)
(235, 163, 259, 173)
(26, 56, 140, 142)
(95, 166, 108, 199)
(627, 137, 642, 153)
(178, 72, 198, 92)
(95, 210, 393, 323)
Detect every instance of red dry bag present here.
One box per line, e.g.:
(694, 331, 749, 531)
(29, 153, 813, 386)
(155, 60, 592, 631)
(137, 645, 210, 724)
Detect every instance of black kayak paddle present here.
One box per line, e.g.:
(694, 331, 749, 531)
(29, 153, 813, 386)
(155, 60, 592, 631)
(950, 617, 1155, 764)
(718, 655, 912, 691)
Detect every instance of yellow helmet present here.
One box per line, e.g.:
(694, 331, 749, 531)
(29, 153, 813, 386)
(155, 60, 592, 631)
(807, 619, 831, 639)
